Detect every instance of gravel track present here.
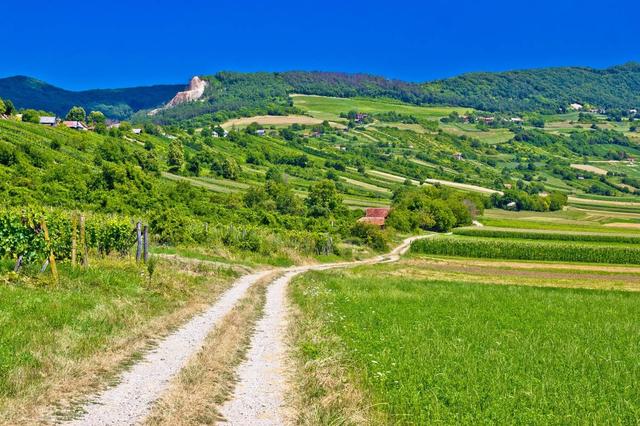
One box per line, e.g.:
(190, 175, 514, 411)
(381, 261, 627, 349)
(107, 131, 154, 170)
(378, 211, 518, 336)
(66, 270, 274, 426)
(65, 236, 426, 425)
(218, 235, 427, 425)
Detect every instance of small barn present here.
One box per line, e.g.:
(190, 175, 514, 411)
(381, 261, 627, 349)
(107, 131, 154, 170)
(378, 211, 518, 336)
(358, 207, 391, 228)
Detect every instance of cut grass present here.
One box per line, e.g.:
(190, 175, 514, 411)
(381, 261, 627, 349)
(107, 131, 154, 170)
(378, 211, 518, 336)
(0, 257, 238, 424)
(291, 266, 640, 424)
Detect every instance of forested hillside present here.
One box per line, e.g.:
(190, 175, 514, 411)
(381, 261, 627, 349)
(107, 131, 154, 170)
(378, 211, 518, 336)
(0, 76, 182, 119)
(4, 63, 640, 121)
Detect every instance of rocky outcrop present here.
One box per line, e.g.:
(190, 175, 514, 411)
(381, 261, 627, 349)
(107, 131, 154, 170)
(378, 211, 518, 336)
(149, 76, 207, 115)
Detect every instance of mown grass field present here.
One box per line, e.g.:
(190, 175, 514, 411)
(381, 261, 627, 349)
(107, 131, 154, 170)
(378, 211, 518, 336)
(291, 94, 472, 121)
(291, 264, 640, 424)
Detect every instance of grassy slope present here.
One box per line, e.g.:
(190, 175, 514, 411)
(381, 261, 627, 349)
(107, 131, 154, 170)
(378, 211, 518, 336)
(0, 257, 238, 423)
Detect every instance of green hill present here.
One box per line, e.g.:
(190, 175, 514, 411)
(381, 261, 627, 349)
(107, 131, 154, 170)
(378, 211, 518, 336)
(0, 76, 182, 119)
(4, 63, 640, 122)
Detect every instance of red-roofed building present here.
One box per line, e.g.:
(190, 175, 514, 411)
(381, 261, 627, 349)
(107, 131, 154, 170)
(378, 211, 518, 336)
(357, 207, 391, 228)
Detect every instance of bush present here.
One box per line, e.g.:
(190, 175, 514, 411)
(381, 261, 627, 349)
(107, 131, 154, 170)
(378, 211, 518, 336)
(351, 222, 388, 251)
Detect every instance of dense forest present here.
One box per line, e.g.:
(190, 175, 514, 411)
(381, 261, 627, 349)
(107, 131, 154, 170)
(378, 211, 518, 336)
(3, 63, 640, 121)
(0, 76, 182, 119)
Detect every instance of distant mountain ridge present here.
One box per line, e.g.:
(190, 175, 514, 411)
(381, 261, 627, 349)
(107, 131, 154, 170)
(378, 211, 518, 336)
(0, 76, 183, 119)
(2, 62, 639, 120)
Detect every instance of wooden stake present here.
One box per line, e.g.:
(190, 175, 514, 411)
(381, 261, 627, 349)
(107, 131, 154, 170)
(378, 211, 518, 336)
(14, 255, 23, 273)
(71, 214, 78, 267)
(143, 225, 149, 263)
(41, 219, 58, 284)
(80, 215, 88, 267)
(136, 221, 142, 262)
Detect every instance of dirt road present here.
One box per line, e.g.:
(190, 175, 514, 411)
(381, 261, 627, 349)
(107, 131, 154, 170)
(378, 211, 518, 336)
(66, 236, 427, 425)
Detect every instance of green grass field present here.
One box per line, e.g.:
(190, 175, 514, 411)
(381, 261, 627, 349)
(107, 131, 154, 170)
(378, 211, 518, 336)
(292, 266, 640, 424)
(0, 258, 237, 419)
(291, 94, 472, 121)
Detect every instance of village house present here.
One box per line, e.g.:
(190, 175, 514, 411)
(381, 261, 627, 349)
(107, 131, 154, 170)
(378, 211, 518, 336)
(478, 116, 495, 124)
(39, 116, 57, 126)
(132, 128, 142, 134)
(453, 152, 464, 161)
(570, 103, 583, 111)
(357, 207, 391, 228)
(255, 129, 266, 136)
(354, 113, 369, 123)
(510, 117, 524, 124)
(63, 120, 88, 130)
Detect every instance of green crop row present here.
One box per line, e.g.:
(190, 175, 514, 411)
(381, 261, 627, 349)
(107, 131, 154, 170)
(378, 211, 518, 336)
(453, 227, 640, 244)
(411, 236, 640, 264)
(0, 207, 136, 265)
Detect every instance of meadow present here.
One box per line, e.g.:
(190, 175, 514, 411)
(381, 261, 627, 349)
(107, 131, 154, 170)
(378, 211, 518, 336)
(291, 265, 640, 424)
(291, 94, 472, 121)
(0, 257, 239, 422)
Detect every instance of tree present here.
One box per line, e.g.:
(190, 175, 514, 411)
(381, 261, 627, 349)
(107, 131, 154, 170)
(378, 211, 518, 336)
(167, 140, 185, 172)
(3, 99, 15, 115)
(306, 180, 343, 217)
(0, 98, 5, 115)
(88, 111, 106, 125)
(66, 106, 86, 122)
(119, 121, 133, 132)
(21, 109, 41, 123)
(221, 158, 240, 180)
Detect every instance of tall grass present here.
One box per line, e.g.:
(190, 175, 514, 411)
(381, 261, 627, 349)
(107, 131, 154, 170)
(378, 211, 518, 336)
(291, 269, 640, 424)
(411, 236, 640, 264)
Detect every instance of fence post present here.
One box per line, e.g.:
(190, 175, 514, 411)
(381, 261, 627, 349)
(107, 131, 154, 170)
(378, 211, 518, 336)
(136, 221, 142, 262)
(80, 214, 88, 267)
(143, 225, 149, 263)
(41, 218, 59, 284)
(71, 213, 78, 267)
(14, 255, 23, 273)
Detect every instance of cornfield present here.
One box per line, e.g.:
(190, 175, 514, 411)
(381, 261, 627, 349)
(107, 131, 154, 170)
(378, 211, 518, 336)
(412, 236, 640, 264)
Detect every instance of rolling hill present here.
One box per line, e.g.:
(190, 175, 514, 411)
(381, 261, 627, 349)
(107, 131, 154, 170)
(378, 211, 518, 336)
(3, 62, 640, 121)
(0, 76, 182, 119)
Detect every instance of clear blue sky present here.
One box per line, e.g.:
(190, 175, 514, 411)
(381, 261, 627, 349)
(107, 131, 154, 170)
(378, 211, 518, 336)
(2, 0, 639, 90)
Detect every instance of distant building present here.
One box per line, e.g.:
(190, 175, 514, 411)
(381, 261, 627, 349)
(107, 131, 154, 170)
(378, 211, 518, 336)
(478, 116, 495, 124)
(354, 113, 369, 123)
(510, 117, 524, 123)
(106, 119, 120, 129)
(39, 116, 57, 126)
(569, 103, 583, 111)
(255, 129, 266, 136)
(63, 121, 87, 131)
(506, 201, 517, 210)
(132, 128, 142, 134)
(357, 207, 391, 228)
(453, 152, 464, 161)
(630, 109, 638, 115)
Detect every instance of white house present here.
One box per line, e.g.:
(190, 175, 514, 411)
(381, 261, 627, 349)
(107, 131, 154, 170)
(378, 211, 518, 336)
(569, 103, 583, 111)
(39, 116, 57, 126)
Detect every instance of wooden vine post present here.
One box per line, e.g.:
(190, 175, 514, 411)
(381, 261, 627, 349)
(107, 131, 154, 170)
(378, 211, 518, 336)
(41, 218, 59, 284)
(71, 213, 78, 267)
(143, 225, 149, 263)
(80, 214, 88, 267)
(135, 221, 142, 262)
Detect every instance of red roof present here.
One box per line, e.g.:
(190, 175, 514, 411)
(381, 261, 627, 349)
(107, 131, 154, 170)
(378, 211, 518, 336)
(365, 208, 390, 218)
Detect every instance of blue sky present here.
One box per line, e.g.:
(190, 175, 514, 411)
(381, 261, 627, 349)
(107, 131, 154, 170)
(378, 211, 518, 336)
(2, 0, 639, 90)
